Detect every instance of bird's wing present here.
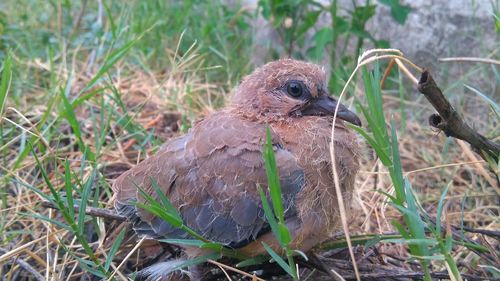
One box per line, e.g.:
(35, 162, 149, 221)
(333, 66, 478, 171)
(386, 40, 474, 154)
(112, 113, 305, 247)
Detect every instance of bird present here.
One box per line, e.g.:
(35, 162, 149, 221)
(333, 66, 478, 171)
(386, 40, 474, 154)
(111, 59, 361, 280)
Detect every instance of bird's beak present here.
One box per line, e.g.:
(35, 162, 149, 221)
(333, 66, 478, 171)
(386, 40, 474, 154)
(301, 95, 362, 126)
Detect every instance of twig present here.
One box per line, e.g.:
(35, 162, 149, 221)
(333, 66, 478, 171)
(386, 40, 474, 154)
(459, 226, 500, 238)
(341, 271, 497, 281)
(0, 247, 45, 281)
(39, 201, 126, 221)
(307, 253, 344, 281)
(417, 70, 500, 163)
(207, 259, 265, 281)
(439, 57, 500, 66)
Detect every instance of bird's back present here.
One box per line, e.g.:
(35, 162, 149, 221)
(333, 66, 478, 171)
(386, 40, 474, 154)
(112, 111, 306, 247)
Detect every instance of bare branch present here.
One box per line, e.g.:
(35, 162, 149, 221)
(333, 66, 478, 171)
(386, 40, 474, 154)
(39, 201, 126, 221)
(417, 70, 500, 163)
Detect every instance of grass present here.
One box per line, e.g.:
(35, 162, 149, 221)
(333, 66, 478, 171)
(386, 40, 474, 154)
(0, 0, 499, 280)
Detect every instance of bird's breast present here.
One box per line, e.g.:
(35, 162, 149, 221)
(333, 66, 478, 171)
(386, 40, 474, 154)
(271, 117, 360, 234)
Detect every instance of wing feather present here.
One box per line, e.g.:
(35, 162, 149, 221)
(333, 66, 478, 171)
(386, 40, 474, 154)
(113, 112, 305, 247)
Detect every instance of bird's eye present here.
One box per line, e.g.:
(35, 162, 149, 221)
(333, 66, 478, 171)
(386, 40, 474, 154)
(287, 81, 303, 97)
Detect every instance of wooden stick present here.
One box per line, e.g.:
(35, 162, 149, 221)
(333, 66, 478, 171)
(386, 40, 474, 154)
(39, 201, 126, 221)
(417, 70, 500, 163)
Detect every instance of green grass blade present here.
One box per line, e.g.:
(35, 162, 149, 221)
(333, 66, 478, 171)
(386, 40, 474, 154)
(436, 182, 451, 235)
(77, 168, 97, 235)
(0, 52, 12, 118)
(159, 239, 223, 251)
(390, 119, 405, 203)
(148, 177, 182, 222)
(262, 242, 293, 276)
(236, 255, 269, 267)
(464, 84, 499, 115)
(262, 127, 285, 221)
(60, 85, 95, 161)
(21, 212, 71, 231)
(346, 123, 392, 165)
(258, 185, 281, 245)
(64, 159, 75, 218)
(82, 39, 139, 92)
(104, 228, 126, 270)
(382, 238, 438, 246)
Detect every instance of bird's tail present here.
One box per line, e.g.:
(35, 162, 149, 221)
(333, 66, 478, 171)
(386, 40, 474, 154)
(135, 259, 193, 281)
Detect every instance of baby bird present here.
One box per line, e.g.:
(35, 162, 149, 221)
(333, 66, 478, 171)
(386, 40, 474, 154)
(112, 59, 361, 280)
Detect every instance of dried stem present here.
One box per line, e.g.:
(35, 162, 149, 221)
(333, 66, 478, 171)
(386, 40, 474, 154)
(417, 70, 500, 164)
(39, 201, 126, 221)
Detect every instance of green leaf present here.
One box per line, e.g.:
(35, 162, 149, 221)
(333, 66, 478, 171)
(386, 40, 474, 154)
(82, 38, 139, 92)
(382, 238, 438, 246)
(236, 255, 269, 267)
(278, 222, 291, 245)
(258, 185, 281, 244)
(158, 239, 223, 251)
(391, 219, 410, 238)
(308, 27, 333, 61)
(436, 182, 451, 235)
(21, 212, 71, 231)
(63, 159, 75, 218)
(262, 242, 293, 276)
(464, 84, 499, 116)
(390, 119, 405, 203)
(378, 0, 411, 24)
(60, 84, 95, 161)
(104, 228, 126, 270)
(262, 127, 285, 222)
(135, 203, 183, 228)
(149, 177, 182, 222)
(346, 123, 392, 166)
(351, 4, 376, 33)
(0, 52, 12, 118)
(296, 11, 321, 37)
(364, 234, 382, 249)
(77, 168, 97, 235)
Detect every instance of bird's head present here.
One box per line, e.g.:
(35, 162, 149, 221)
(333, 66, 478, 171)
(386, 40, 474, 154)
(231, 59, 361, 126)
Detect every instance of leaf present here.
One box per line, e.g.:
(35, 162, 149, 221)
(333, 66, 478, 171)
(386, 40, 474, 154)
(82, 38, 139, 92)
(258, 186, 281, 245)
(60, 84, 95, 161)
(436, 182, 451, 235)
(0, 52, 12, 118)
(63, 159, 75, 218)
(296, 11, 321, 37)
(390, 119, 405, 203)
(262, 242, 293, 276)
(382, 238, 438, 246)
(350, 4, 376, 33)
(236, 255, 269, 267)
(278, 222, 291, 245)
(346, 123, 392, 166)
(21, 212, 71, 231)
(135, 203, 183, 228)
(378, 0, 411, 24)
(158, 239, 223, 251)
(308, 27, 333, 61)
(104, 228, 126, 270)
(149, 177, 182, 222)
(77, 168, 96, 235)
(258, 0, 271, 19)
(262, 127, 284, 222)
(364, 234, 382, 249)
(464, 84, 499, 116)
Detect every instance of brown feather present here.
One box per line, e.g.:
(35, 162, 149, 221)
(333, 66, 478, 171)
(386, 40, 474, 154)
(112, 59, 360, 259)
